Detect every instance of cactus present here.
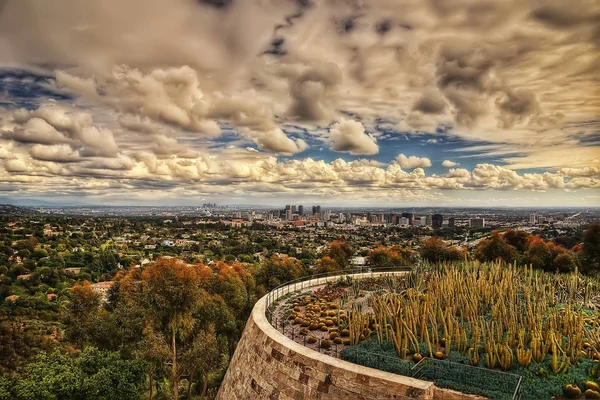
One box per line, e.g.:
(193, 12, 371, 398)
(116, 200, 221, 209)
(468, 347, 480, 366)
(564, 384, 582, 399)
(587, 382, 600, 392)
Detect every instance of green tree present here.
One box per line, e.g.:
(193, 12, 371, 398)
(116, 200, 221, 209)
(582, 223, 600, 274)
(421, 237, 467, 263)
(474, 232, 518, 264)
(180, 325, 227, 398)
(13, 348, 145, 400)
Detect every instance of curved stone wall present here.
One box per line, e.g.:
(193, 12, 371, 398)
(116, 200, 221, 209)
(217, 271, 443, 400)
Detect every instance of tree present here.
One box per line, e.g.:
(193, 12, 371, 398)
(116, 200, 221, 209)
(553, 252, 577, 273)
(180, 326, 226, 398)
(369, 246, 418, 268)
(421, 237, 467, 263)
(523, 236, 554, 271)
(314, 256, 341, 274)
(122, 257, 204, 400)
(474, 232, 518, 264)
(502, 230, 529, 252)
(325, 240, 353, 269)
(13, 348, 146, 400)
(582, 223, 600, 274)
(64, 281, 101, 349)
(256, 255, 306, 290)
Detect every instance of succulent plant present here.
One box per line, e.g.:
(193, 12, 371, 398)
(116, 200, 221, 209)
(585, 389, 600, 399)
(564, 384, 582, 399)
(587, 382, 600, 392)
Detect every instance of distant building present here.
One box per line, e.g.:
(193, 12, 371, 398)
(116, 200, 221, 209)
(401, 212, 414, 225)
(298, 205, 304, 216)
(448, 217, 456, 228)
(91, 281, 114, 303)
(469, 218, 485, 228)
(432, 214, 443, 229)
(351, 256, 367, 270)
(312, 205, 321, 217)
(65, 267, 81, 275)
(426, 215, 432, 226)
(420, 216, 427, 226)
(529, 213, 537, 225)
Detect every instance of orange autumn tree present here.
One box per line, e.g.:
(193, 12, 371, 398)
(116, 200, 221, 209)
(64, 280, 101, 349)
(314, 240, 354, 274)
(369, 245, 418, 269)
(256, 254, 307, 290)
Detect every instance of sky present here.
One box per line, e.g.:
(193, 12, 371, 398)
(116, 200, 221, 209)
(0, 0, 598, 207)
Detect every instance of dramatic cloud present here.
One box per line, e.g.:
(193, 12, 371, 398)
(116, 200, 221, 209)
(329, 119, 379, 155)
(394, 154, 432, 169)
(0, 0, 598, 205)
(442, 160, 460, 168)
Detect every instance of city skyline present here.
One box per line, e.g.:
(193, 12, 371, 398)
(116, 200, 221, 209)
(0, 1, 599, 207)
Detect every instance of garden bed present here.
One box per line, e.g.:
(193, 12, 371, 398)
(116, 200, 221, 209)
(270, 263, 600, 400)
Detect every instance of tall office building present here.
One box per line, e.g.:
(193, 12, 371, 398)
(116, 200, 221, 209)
(292, 205, 297, 213)
(298, 205, 304, 216)
(312, 205, 321, 217)
(432, 214, 443, 229)
(401, 212, 414, 225)
(448, 217, 456, 227)
(529, 214, 537, 225)
(469, 218, 485, 228)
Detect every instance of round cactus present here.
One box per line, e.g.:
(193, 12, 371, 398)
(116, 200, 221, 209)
(563, 384, 582, 399)
(320, 340, 332, 349)
(330, 332, 339, 340)
(333, 337, 343, 345)
(413, 353, 423, 362)
(585, 389, 600, 399)
(434, 351, 446, 360)
(307, 336, 317, 344)
(587, 382, 600, 392)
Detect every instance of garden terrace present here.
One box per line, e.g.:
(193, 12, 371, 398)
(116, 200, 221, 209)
(267, 262, 600, 400)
